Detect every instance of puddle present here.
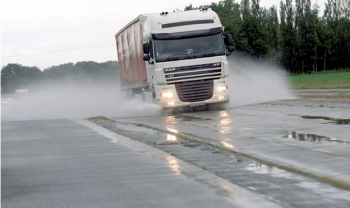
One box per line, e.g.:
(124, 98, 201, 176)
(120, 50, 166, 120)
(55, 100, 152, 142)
(283, 131, 350, 144)
(301, 115, 350, 125)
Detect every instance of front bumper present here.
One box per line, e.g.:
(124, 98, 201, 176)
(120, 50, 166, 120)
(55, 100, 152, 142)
(155, 79, 230, 109)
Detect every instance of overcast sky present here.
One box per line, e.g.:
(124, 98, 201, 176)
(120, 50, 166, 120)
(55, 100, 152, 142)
(1, 0, 326, 70)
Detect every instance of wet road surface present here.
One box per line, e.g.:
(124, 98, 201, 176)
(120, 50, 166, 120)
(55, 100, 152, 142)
(2, 92, 350, 207)
(91, 106, 350, 208)
(2, 119, 281, 208)
(108, 103, 350, 185)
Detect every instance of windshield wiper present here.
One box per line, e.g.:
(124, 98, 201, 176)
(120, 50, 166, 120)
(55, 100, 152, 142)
(202, 51, 217, 57)
(184, 51, 203, 59)
(165, 51, 212, 61)
(166, 54, 183, 61)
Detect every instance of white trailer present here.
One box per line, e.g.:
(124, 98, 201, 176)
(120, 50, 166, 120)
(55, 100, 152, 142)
(115, 8, 234, 109)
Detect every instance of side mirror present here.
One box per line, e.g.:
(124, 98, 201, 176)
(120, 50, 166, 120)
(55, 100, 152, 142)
(228, 46, 234, 52)
(225, 34, 233, 46)
(226, 46, 235, 56)
(143, 43, 149, 54)
(143, 54, 150, 61)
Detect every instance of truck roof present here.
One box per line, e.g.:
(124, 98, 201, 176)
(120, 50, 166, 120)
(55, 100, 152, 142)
(115, 9, 223, 37)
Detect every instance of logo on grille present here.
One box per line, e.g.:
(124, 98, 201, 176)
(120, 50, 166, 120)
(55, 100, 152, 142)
(213, 63, 221, 67)
(165, 68, 176, 72)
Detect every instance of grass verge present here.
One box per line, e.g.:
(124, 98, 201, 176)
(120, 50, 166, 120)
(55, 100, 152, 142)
(290, 71, 350, 89)
(300, 94, 350, 99)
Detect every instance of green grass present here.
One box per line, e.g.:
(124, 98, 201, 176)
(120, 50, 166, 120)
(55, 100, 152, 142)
(290, 70, 350, 89)
(301, 94, 350, 99)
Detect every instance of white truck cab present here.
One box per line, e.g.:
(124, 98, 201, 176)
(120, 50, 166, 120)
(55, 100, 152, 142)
(116, 8, 234, 109)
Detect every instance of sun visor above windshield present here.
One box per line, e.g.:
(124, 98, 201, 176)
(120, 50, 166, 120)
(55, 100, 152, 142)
(152, 27, 223, 40)
(162, 19, 214, 29)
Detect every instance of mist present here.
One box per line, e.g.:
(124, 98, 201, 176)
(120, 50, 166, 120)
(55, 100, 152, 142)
(227, 54, 295, 107)
(1, 55, 295, 121)
(1, 81, 162, 121)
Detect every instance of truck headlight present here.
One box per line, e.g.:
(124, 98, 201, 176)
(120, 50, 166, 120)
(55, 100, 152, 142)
(161, 92, 173, 98)
(217, 86, 228, 92)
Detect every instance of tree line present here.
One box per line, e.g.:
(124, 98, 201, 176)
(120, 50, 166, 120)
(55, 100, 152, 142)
(186, 0, 350, 73)
(1, 61, 119, 94)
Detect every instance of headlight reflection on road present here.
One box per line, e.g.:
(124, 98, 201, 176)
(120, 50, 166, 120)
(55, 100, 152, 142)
(219, 111, 232, 134)
(165, 116, 177, 124)
(220, 118, 232, 125)
(166, 134, 177, 141)
(221, 141, 234, 149)
(219, 127, 231, 134)
(167, 127, 178, 134)
(166, 156, 181, 175)
(219, 111, 229, 117)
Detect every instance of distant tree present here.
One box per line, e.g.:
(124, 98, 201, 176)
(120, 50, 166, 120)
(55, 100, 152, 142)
(1, 64, 42, 93)
(42, 61, 119, 83)
(236, 0, 268, 57)
(280, 0, 298, 73)
(323, 0, 350, 70)
(43, 63, 83, 82)
(295, 0, 318, 73)
(93, 61, 120, 82)
(184, 4, 196, 11)
(210, 0, 242, 45)
(266, 6, 280, 51)
(75, 61, 100, 76)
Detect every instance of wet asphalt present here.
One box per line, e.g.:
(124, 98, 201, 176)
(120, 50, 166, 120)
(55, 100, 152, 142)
(2, 91, 350, 207)
(111, 103, 350, 185)
(2, 119, 281, 208)
(91, 106, 350, 208)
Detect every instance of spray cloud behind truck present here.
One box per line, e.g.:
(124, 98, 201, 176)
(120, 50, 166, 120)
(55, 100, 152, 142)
(115, 8, 234, 109)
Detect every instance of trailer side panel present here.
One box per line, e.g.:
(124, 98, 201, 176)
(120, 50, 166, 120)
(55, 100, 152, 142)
(116, 22, 147, 90)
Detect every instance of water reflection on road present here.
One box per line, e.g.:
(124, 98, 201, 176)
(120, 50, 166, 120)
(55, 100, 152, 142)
(166, 156, 181, 175)
(92, 110, 350, 208)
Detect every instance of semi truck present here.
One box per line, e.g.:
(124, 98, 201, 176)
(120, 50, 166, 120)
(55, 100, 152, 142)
(115, 8, 234, 109)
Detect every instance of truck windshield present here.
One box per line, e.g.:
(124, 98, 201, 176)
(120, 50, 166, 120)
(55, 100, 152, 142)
(154, 33, 225, 62)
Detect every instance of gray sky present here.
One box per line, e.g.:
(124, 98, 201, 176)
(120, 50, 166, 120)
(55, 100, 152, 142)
(1, 0, 326, 70)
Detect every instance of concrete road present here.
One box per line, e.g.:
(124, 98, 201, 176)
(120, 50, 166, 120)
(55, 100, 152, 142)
(1, 118, 281, 208)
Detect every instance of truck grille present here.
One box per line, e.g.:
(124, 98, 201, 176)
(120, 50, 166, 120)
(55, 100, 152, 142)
(164, 63, 221, 84)
(175, 80, 213, 102)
